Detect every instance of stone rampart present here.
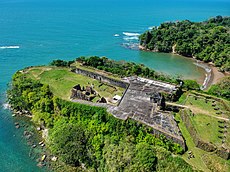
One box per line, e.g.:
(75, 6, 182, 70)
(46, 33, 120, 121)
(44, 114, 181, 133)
(74, 68, 129, 89)
(72, 68, 185, 149)
(180, 109, 229, 159)
(216, 147, 230, 160)
(191, 91, 230, 111)
(150, 125, 186, 149)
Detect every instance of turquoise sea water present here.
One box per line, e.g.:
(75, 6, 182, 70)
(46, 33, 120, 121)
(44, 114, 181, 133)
(0, 0, 229, 171)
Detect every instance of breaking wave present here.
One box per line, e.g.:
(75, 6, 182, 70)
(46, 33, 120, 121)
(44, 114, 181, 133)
(2, 103, 10, 109)
(121, 43, 139, 50)
(194, 62, 212, 90)
(148, 26, 154, 30)
(122, 32, 140, 37)
(194, 62, 211, 73)
(114, 34, 120, 37)
(121, 32, 140, 50)
(123, 36, 139, 41)
(0, 46, 20, 49)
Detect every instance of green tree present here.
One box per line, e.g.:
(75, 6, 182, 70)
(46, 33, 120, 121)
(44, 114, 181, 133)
(182, 80, 200, 90)
(130, 142, 157, 172)
(49, 119, 89, 166)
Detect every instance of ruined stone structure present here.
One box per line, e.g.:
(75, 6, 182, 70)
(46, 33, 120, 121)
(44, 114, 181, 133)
(180, 109, 230, 160)
(74, 68, 129, 89)
(108, 76, 185, 149)
(71, 69, 185, 149)
(71, 84, 96, 102)
(71, 84, 108, 104)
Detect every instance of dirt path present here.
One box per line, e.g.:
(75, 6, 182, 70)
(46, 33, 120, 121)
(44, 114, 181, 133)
(187, 105, 229, 121)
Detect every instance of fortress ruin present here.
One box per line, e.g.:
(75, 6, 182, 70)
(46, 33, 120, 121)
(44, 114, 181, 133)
(71, 67, 185, 149)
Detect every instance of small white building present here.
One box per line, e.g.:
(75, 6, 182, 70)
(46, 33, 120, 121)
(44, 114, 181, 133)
(113, 95, 122, 102)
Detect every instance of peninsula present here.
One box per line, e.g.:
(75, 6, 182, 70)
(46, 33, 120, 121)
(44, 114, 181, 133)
(7, 57, 230, 172)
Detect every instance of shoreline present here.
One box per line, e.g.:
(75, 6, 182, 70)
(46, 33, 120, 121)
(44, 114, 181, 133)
(193, 61, 212, 90)
(208, 65, 227, 86)
(139, 45, 227, 89)
(189, 60, 227, 90)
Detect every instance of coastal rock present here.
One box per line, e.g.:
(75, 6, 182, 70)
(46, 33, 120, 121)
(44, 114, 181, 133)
(23, 131, 32, 139)
(23, 131, 29, 136)
(37, 162, 45, 168)
(40, 143, 45, 147)
(42, 129, 49, 139)
(14, 122, 20, 129)
(41, 155, 46, 162)
(51, 156, 58, 162)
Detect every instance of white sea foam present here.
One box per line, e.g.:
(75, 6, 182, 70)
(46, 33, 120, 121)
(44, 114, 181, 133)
(114, 34, 120, 37)
(123, 36, 139, 41)
(148, 26, 154, 30)
(194, 62, 211, 73)
(3, 103, 10, 109)
(122, 43, 139, 50)
(201, 73, 211, 90)
(122, 32, 140, 37)
(0, 46, 20, 49)
(194, 62, 212, 90)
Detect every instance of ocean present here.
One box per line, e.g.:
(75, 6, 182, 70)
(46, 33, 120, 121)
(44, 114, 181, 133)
(0, 0, 229, 171)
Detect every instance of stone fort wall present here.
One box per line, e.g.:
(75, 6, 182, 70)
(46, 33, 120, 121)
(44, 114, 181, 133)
(72, 67, 186, 150)
(180, 109, 229, 160)
(147, 122, 186, 149)
(74, 68, 129, 89)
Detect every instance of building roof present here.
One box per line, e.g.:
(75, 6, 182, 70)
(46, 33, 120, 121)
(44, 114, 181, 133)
(113, 95, 122, 100)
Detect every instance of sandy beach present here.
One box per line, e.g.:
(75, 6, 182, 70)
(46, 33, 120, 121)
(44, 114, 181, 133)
(208, 66, 227, 86)
(189, 60, 228, 90)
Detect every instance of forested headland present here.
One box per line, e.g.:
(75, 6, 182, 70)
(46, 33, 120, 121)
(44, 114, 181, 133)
(7, 57, 230, 171)
(139, 16, 230, 71)
(7, 68, 193, 171)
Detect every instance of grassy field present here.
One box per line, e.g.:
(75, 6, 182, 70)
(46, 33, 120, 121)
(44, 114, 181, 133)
(190, 114, 222, 146)
(185, 95, 229, 119)
(175, 113, 230, 172)
(24, 66, 125, 101)
(72, 62, 122, 80)
(176, 91, 230, 171)
(180, 93, 230, 149)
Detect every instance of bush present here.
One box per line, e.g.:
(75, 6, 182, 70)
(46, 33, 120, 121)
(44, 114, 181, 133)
(182, 80, 200, 91)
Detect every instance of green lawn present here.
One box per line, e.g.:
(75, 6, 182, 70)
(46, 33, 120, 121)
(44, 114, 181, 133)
(177, 92, 188, 105)
(72, 62, 122, 80)
(175, 113, 230, 172)
(174, 113, 210, 171)
(181, 93, 230, 149)
(190, 114, 222, 146)
(25, 67, 125, 101)
(185, 94, 229, 119)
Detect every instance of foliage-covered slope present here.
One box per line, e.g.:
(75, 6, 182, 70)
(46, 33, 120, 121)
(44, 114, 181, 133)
(208, 76, 230, 100)
(139, 16, 230, 71)
(7, 69, 195, 172)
